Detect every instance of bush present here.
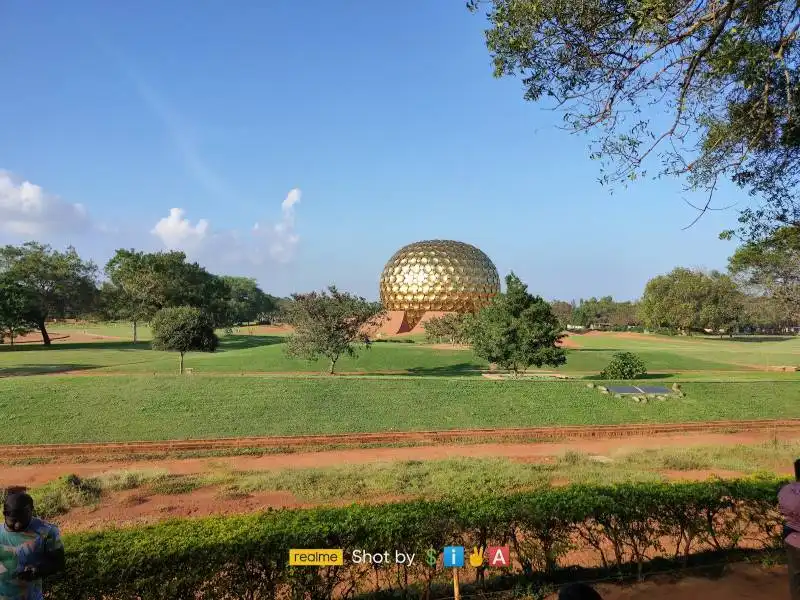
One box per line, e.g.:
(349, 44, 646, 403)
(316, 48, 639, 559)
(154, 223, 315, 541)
(600, 352, 647, 380)
(48, 478, 786, 599)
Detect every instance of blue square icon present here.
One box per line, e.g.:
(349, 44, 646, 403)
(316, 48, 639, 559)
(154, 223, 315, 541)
(442, 546, 465, 568)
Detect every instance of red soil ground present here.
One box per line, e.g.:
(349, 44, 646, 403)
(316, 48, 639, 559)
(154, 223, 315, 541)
(6, 419, 799, 458)
(4, 427, 797, 531)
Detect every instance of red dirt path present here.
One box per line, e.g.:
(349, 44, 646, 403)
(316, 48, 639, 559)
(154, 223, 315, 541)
(3, 428, 797, 489)
(5, 419, 799, 458)
(4, 427, 798, 531)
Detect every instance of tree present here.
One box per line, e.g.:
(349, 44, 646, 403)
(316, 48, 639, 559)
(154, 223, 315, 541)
(573, 297, 612, 328)
(105, 249, 168, 343)
(572, 297, 641, 329)
(0, 276, 35, 346)
(728, 225, 800, 322)
(151, 307, 219, 374)
(0, 242, 97, 345)
(640, 267, 741, 334)
(424, 313, 473, 344)
(699, 271, 744, 335)
(220, 276, 275, 326)
(549, 300, 575, 328)
(105, 249, 233, 340)
(471, 0, 800, 239)
(471, 272, 566, 375)
(283, 286, 385, 374)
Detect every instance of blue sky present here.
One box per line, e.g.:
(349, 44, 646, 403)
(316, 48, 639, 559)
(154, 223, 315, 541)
(0, 1, 747, 301)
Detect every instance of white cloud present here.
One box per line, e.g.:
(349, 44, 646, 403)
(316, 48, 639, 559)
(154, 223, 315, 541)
(151, 188, 302, 266)
(0, 171, 91, 236)
(255, 188, 301, 262)
(151, 208, 210, 250)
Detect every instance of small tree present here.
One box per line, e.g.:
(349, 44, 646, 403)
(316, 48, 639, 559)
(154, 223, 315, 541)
(0, 277, 34, 347)
(600, 352, 647, 380)
(471, 272, 566, 375)
(284, 286, 385, 374)
(151, 307, 219, 374)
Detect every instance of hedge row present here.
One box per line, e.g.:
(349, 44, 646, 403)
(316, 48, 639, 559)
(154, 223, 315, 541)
(48, 477, 788, 599)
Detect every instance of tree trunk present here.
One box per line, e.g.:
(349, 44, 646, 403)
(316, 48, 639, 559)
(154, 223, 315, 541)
(179, 352, 185, 374)
(9, 330, 14, 348)
(132, 319, 138, 344)
(328, 357, 337, 375)
(38, 320, 51, 346)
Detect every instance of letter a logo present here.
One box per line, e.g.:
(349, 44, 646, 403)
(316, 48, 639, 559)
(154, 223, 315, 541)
(487, 546, 509, 567)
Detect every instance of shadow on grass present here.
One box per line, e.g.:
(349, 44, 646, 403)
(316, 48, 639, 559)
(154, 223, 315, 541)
(0, 364, 101, 378)
(405, 363, 484, 377)
(581, 372, 679, 381)
(567, 348, 618, 353)
(217, 335, 286, 351)
(713, 336, 797, 343)
(0, 340, 151, 352)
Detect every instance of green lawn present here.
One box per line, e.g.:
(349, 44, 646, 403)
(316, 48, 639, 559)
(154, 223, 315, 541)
(48, 322, 155, 340)
(1, 376, 799, 444)
(0, 336, 487, 376)
(573, 332, 800, 368)
(3, 331, 798, 377)
(2, 330, 798, 445)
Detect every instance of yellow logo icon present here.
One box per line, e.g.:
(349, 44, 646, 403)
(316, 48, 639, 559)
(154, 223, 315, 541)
(288, 549, 344, 566)
(468, 546, 484, 567)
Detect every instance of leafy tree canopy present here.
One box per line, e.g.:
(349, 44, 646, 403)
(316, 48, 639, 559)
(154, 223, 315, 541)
(283, 286, 385, 374)
(151, 306, 219, 374)
(728, 224, 800, 320)
(471, 272, 566, 374)
(572, 296, 641, 328)
(220, 276, 275, 326)
(0, 274, 36, 346)
(549, 300, 575, 327)
(640, 267, 742, 333)
(424, 312, 474, 345)
(105, 249, 232, 339)
(471, 0, 800, 238)
(0, 242, 97, 344)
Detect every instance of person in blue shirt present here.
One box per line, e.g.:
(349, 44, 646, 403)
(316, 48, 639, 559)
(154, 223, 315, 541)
(0, 491, 65, 600)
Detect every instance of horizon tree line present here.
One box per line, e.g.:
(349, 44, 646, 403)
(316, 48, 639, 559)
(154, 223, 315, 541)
(1, 226, 798, 345)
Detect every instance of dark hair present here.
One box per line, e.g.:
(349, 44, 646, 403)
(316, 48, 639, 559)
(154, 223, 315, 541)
(559, 582, 603, 600)
(4, 491, 34, 510)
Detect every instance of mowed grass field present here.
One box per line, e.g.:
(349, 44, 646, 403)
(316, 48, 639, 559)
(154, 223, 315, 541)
(4, 326, 800, 377)
(1, 326, 799, 444)
(1, 377, 800, 444)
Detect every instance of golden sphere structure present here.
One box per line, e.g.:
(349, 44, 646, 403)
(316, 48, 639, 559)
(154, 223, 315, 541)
(379, 240, 500, 329)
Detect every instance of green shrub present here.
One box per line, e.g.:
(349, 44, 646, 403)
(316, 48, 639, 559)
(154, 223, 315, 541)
(600, 352, 647, 380)
(49, 478, 786, 599)
(27, 475, 101, 520)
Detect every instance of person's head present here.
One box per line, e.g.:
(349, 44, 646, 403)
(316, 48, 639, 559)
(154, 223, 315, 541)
(3, 491, 34, 533)
(779, 481, 800, 531)
(558, 582, 603, 600)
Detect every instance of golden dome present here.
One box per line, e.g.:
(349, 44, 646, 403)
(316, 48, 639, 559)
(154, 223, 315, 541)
(379, 240, 500, 319)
